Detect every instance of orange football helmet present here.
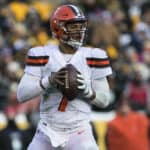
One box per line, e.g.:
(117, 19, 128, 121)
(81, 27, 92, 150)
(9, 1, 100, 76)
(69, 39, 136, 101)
(50, 4, 87, 49)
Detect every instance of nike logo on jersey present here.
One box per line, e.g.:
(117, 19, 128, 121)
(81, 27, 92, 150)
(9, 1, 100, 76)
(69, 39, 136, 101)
(78, 130, 85, 134)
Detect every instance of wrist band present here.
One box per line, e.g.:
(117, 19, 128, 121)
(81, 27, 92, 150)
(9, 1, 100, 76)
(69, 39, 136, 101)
(40, 79, 46, 90)
(90, 90, 96, 101)
(84, 89, 96, 101)
(39, 76, 50, 90)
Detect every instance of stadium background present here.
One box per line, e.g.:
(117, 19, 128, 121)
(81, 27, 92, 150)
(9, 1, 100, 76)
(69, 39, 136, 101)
(0, 0, 150, 150)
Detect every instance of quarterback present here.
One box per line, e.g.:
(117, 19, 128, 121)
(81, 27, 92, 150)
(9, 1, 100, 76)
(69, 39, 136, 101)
(17, 4, 112, 150)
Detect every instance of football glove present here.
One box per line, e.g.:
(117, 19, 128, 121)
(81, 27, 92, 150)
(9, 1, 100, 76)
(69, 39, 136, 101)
(49, 70, 68, 88)
(77, 73, 96, 100)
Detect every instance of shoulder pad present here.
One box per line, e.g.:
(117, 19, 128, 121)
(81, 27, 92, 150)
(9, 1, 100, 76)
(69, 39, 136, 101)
(91, 48, 108, 58)
(27, 46, 45, 56)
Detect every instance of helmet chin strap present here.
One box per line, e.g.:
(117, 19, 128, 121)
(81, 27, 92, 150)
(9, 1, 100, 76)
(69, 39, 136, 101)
(62, 39, 82, 49)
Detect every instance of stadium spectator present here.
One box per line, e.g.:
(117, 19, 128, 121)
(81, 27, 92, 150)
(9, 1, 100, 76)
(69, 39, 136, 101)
(106, 96, 149, 150)
(124, 71, 149, 110)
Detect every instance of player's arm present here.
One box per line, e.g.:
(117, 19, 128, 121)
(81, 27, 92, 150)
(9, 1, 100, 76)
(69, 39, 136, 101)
(77, 48, 112, 107)
(91, 77, 111, 108)
(17, 46, 49, 103)
(17, 73, 49, 102)
(17, 71, 68, 103)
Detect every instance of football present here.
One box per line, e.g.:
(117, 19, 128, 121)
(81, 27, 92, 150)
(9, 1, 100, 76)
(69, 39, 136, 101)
(57, 64, 79, 100)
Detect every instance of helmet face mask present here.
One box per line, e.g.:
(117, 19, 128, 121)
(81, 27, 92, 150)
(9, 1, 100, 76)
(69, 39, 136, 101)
(60, 21, 87, 49)
(50, 5, 87, 49)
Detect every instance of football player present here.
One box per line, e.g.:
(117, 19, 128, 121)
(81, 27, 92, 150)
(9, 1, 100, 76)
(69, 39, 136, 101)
(17, 4, 112, 150)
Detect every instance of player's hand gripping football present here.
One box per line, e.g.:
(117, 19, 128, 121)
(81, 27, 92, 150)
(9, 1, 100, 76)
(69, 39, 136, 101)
(77, 73, 96, 101)
(48, 64, 79, 100)
(49, 70, 68, 88)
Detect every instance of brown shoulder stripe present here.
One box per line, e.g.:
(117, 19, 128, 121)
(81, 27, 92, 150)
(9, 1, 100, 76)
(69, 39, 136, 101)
(86, 57, 110, 68)
(26, 56, 49, 66)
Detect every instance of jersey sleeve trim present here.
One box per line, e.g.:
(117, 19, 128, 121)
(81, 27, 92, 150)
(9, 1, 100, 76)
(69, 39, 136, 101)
(26, 56, 49, 66)
(86, 57, 110, 68)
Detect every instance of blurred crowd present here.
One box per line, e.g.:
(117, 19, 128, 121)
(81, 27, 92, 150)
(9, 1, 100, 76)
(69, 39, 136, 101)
(0, 0, 150, 150)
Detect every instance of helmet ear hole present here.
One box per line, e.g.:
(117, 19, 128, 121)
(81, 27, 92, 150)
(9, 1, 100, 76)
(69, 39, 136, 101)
(57, 29, 64, 39)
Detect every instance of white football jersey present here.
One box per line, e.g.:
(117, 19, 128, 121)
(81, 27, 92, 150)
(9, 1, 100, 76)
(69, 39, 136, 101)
(25, 44, 112, 129)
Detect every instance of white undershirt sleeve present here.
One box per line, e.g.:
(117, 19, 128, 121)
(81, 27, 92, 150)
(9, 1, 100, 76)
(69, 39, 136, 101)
(91, 77, 111, 108)
(17, 73, 50, 103)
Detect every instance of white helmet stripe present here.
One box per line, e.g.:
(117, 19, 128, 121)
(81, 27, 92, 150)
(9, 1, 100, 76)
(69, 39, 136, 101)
(68, 5, 82, 17)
